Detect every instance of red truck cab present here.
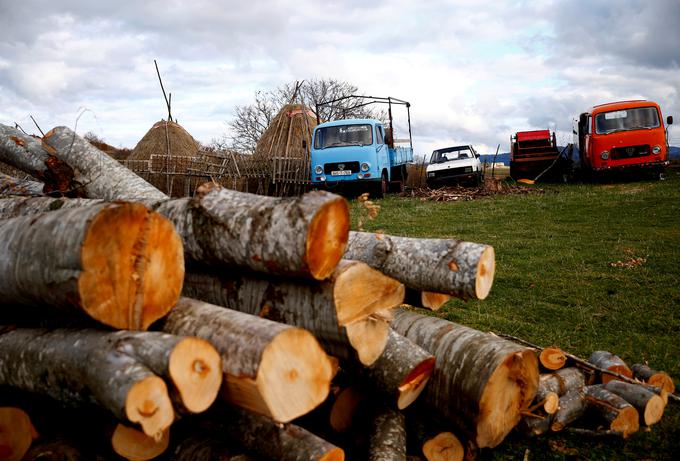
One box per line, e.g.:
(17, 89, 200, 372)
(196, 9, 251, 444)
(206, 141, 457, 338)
(576, 100, 672, 176)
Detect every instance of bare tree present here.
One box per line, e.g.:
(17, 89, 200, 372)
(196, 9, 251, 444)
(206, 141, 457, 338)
(227, 79, 381, 154)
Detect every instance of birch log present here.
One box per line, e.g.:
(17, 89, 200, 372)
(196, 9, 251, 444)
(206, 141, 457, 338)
(0, 184, 349, 280)
(587, 351, 632, 384)
(0, 407, 37, 461)
(345, 231, 495, 300)
(0, 202, 184, 330)
(390, 309, 539, 448)
(156, 183, 349, 279)
(584, 385, 639, 437)
(182, 261, 404, 365)
(158, 297, 334, 423)
(535, 368, 585, 403)
(404, 288, 451, 311)
(42, 126, 168, 201)
(0, 172, 44, 197)
(603, 381, 665, 426)
(550, 388, 586, 431)
(0, 124, 76, 194)
(364, 329, 435, 409)
(0, 328, 174, 439)
(218, 406, 344, 461)
(631, 364, 676, 393)
(539, 347, 567, 371)
(368, 406, 407, 461)
(111, 424, 170, 461)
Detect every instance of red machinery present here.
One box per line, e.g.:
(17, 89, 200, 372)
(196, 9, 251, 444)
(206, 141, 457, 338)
(510, 130, 561, 180)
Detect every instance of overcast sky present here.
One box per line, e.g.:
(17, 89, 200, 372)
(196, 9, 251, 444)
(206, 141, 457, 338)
(1, 0, 678, 155)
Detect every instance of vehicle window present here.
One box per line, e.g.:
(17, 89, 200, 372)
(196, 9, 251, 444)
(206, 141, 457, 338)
(594, 107, 660, 134)
(314, 124, 373, 149)
(430, 146, 473, 163)
(376, 126, 384, 144)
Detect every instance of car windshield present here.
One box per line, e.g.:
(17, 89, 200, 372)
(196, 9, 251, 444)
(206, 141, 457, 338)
(430, 146, 473, 163)
(594, 107, 660, 134)
(314, 124, 373, 149)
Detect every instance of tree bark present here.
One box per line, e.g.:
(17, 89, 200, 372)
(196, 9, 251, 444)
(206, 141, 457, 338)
(603, 381, 665, 426)
(390, 309, 539, 448)
(368, 406, 407, 461)
(587, 351, 632, 384)
(218, 406, 344, 461)
(157, 297, 334, 423)
(111, 424, 170, 461)
(0, 172, 44, 197)
(0, 124, 76, 194)
(535, 368, 585, 402)
(0, 406, 37, 461)
(631, 363, 675, 393)
(539, 347, 567, 371)
(168, 433, 252, 461)
(345, 231, 495, 300)
(0, 328, 174, 439)
(363, 329, 435, 410)
(42, 126, 168, 201)
(584, 385, 639, 437)
(550, 388, 586, 431)
(0, 202, 184, 330)
(181, 261, 403, 365)
(0, 196, 107, 220)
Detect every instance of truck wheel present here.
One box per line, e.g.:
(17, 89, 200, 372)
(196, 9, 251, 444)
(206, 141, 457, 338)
(374, 172, 388, 198)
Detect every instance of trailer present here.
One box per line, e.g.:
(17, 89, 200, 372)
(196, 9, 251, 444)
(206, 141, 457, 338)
(509, 130, 562, 181)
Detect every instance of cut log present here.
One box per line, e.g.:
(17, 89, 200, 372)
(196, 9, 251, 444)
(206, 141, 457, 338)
(219, 406, 344, 461)
(0, 172, 44, 197)
(550, 388, 586, 431)
(181, 261, 404, 365)
(390, 309, 539, 448)
(631, 363, 676, 393)
(587, 351, 632, 384)
(345, 231, 495, 300)
(157, 183, 349, 279)
(42, 126, 168, 201)
(584, 385, 639, 437)
(0, 328, 174, 439)
(405, 409, 470, 461)
(603, 381, 665, 426)
(422, 432, 464, 461)
(404, 288, 451, 311)
(518, 412, 553, 437)
(104, 331, 222, 414)
(158, 297, 334, 423)
(0, 407, 37, 461)
(330, 386, 366, 433)
(0, 202, 184, 330)
(169, 433, 252, 461)
(21, 437, 89, 461)
(364, 329, 435, 410)
(0, 185, 349, 280)
(0, 124, 76, 194)
(111, 424, 169, 461)
(536, 368, 585, 401)
(368, 406, 407, 461)
(0, 196, 106, 220)
(539, 347, 567, 371)
(529, 392, 559, 415)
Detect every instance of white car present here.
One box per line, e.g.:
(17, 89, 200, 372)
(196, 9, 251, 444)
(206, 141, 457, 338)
(426, 145, 483, 187)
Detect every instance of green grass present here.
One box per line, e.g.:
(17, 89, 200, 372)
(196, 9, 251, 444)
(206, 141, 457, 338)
(351, 169, 680, 460)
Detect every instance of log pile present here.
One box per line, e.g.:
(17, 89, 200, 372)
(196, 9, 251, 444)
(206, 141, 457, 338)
(0, 123, 675, 460)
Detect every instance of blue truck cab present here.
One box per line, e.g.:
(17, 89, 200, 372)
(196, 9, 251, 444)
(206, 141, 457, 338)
(311, 118, 413, 197)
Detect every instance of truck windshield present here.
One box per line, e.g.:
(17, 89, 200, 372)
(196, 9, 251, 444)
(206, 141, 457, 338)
(430, 147, 473, 163)
(594, 107, 660, 134)
(314, 124, 373, 149)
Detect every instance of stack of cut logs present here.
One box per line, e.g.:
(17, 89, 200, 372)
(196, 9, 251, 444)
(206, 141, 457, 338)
(0, 123, 675, 461)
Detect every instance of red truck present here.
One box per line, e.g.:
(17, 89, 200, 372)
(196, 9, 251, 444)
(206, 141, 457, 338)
(575, 100, 673, 177)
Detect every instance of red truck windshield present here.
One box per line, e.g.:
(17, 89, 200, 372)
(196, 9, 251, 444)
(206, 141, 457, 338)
(594, 107, 660, 134)
(314, 124, 373, 149)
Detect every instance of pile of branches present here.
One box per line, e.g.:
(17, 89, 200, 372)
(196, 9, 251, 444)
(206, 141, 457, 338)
(404, 182, 545, 202)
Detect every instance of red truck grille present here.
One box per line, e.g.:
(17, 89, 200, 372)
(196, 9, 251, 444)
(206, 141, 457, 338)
(611, 145, 650, 160)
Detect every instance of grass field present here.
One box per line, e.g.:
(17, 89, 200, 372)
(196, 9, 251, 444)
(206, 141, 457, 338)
(351, 167, 680, 460)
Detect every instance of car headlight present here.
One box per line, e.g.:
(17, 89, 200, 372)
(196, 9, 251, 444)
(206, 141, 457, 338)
(360, 162, 370, 172)
(600, 150, 609, 160)
(427, 172, 435, 177)
(314, 165, 323, 174)
(652, 145, 661, 155)
(464, 166, 472, 173)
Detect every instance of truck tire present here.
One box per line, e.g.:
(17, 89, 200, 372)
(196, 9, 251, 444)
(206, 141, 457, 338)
(374, 172, 389, 199)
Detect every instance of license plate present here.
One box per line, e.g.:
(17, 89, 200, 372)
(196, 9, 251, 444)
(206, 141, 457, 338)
(331, 170, 352, 176)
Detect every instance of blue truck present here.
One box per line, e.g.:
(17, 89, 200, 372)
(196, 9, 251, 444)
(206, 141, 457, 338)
(310, 96, 414, 197)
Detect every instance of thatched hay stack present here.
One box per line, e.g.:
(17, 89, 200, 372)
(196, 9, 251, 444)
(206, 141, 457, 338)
(253, 103, 317, 196)
(125, 120, 201, 197)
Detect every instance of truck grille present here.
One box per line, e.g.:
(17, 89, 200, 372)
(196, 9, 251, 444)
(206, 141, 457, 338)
(611, 145, 650, 160)
(324, 162, 360, 174)
(431, 166, 471, 179)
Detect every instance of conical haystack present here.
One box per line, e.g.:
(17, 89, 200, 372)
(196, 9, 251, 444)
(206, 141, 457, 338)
(254, 103, 317, 196)
(126, 120, 201, 197)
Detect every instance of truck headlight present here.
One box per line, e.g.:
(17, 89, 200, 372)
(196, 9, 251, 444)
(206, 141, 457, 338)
(652, 145, 661, 155)
(360, 162, 370, 172)
(600, 151, 609, 160)
(315, 165, 323, 174)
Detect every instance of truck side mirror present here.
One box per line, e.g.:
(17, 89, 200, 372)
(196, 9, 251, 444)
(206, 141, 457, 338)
(667, 115, 673, 125)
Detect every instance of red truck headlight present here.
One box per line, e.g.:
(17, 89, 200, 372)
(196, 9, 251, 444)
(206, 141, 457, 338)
(652, 145, 661, 155)
(600, 150, 609, 160)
